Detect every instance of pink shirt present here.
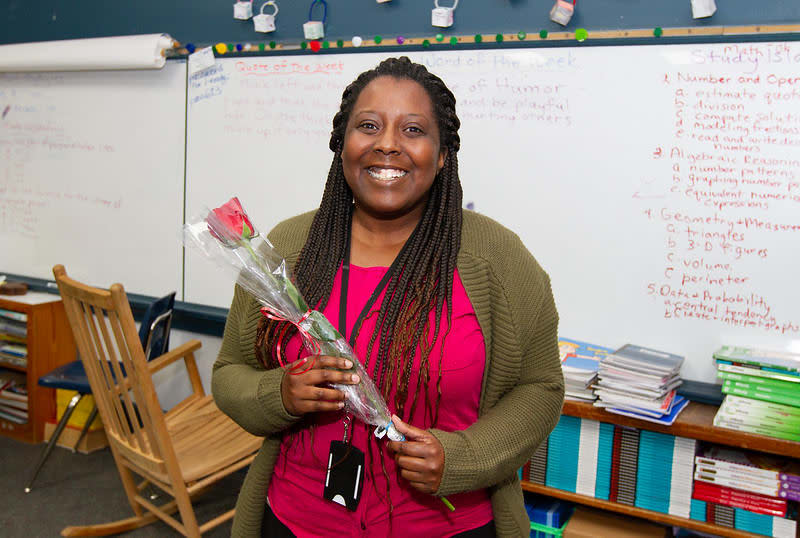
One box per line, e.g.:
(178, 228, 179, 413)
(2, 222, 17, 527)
(268, 264, 492, 537)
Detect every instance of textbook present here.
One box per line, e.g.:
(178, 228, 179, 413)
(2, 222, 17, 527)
(0, 308, 26, 323)
(604, 344, 685, 374)
(717, 370, 800, 392)
(558, 337, 613, 375)
(692, 482, 787, 517)
(714, 346, 800, 373)
(713, 413, 800, 442)
(605, 395, 689, 426)
(715, 407, 800, 435)
(721, 382, 800, 408)
(720, 379, 800, 400)
(0, 319, 26, 338)
(717, 362, 800, 383)
(722, 394, 800, 420)
(695, 446, 800, 487)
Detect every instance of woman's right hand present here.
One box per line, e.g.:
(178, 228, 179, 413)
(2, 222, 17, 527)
(280, 355, 361, 416)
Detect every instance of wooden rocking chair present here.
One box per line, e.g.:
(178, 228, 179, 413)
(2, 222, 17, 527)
(53, 265, 262, 537)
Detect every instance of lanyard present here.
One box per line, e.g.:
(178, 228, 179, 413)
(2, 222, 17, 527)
(338, 216, 410, 348)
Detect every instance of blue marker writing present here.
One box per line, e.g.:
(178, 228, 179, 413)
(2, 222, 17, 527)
(1, 105, 9, 119)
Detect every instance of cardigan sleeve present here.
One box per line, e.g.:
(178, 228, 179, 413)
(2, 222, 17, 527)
(211, 283, 301, 437)
(430, 237, 565, 496)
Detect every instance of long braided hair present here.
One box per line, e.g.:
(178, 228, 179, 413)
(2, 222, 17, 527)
(256, 55, 462, 427)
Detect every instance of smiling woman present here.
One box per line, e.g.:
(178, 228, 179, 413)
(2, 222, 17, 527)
(211, 56, 565, 538)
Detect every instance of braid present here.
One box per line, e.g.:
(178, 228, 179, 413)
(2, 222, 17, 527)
(255, 57, 463, 506)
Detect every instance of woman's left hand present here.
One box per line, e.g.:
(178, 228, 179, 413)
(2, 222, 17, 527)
(386, 414, 445, 495)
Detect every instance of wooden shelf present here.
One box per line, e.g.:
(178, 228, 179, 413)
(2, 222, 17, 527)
(561, 400, 800, 459)
(522, 483, 766, 538)
(0, 295, 75, 443)
(529, 401, 800, 537)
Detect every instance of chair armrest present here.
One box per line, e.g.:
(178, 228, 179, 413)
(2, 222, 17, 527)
(147, 340, 202, 374)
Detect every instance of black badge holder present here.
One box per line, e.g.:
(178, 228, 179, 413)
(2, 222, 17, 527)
(323, 417, 364, 511)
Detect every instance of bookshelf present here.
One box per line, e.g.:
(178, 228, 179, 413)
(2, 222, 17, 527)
(0, 293, 75, 443)
(521, 400, 800, 538)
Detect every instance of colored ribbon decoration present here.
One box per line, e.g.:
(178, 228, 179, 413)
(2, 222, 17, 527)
(260, 307, 321, 374)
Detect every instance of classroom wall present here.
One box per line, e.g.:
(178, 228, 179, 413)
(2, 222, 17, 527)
(1, 1, 799, 47)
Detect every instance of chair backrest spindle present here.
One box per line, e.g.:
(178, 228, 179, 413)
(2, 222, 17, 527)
(53, 265, 173, 473)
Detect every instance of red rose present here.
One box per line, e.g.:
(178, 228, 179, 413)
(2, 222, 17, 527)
(207, 197, 257, 246)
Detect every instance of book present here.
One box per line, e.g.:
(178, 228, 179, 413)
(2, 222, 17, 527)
(722, 394, 800, 419)
(0, 353, 26, 368)
(720, 398, 800, 426)
(0, 388, 27, 403)
(604, 344, 684, 374)
(695, 469, 800, 500)
(0, 333, 25, 344)
(693, 481, 789, 514)
(714, 346, 800, 373)
(558, 337, 613, 375)
(594, 388, 677, 414)
(609, 426, 622, 502)
(0, 343, 27, 357)
(606, 395, 689, 426)
(722, 380, 800, 403)
(715, 408, 800, 436)
(0, 408, 27, 424)
(718, 362, 800, 384)
(0, 396, 27, 410)
(0, 308, 27, 323)
(0, 319, 26, 338)
(734, 506, 798, 538)
(694, 464, 786, 491)
(721, 382, 800, 408)
(600, 363, 678, 386)
(695, 446, 800, 487)
(617, 427, 639, 506)
(718, 370, 800, 391)
(714, 414, 800, 442)
(0, 404, 27, 421)
(720, 378, 800, 400)
(575, 419, 599, 497)
(529, 442, 548, 485)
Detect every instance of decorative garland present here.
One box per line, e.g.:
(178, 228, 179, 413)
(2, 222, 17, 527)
(176, 24, 800, 56)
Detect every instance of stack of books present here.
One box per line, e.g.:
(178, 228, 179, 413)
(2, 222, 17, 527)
(713, 346, 800, 441)
(544, 415, 614, 500)
(691, 445, 799, 537)
(558, 338, 613, 402)
(529, 417, 696, 516)
(594, 344, 688, 425)
(0, 309, 27, 368)
(635, 430, 696, 518)
(0, 369, 28, 424)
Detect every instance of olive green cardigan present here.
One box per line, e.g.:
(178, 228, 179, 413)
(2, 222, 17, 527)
(212, 209, 564, 537)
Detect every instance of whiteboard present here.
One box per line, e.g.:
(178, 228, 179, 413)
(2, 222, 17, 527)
(0, 61, 186, 297)
(185, 44, 799, 385)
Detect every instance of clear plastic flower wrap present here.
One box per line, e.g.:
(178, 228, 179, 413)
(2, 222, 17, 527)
(183, 197, 403, 441)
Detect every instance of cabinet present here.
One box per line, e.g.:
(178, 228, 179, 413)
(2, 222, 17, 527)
(0, 292, 76, 443)
(522, 400, 800, 538)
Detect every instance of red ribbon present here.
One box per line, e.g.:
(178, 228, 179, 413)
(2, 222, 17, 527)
(260, 307, 321, 375)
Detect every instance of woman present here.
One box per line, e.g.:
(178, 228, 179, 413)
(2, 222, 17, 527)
(213, 56, 564, 538)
